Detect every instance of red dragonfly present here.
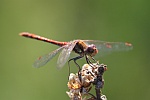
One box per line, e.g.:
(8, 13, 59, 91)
(20, 32, 133, 69)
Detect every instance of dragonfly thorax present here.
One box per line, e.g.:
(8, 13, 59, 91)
(73, 42, 85, 56)
(73, 41, 98, 57)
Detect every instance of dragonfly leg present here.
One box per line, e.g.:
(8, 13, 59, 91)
(91, 56, 97, 62)
(85, 55, 94, 66)
(85, 55, 98, 67)
(68, 56, 83, 81)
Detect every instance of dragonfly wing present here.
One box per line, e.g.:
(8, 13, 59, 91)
(84, 40, 133, 57)
(57, 41, 77, 69)
(33, 46, 64, 68)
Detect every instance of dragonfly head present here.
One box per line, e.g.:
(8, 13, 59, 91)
(86, 44, 98, 57)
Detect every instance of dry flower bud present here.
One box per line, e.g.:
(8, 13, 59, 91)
(67, 62, 107, 100)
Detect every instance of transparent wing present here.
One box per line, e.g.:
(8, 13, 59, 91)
(84, 40, 133, 57)
(57, 41, 77, 69)
(33, 46, 64, 68)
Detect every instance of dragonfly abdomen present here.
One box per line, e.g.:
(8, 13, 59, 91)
(20, 32, 67, 46)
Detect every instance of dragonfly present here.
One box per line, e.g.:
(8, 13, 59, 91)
(19, 32, 133, 70)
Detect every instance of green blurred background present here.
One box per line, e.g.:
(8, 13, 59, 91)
(0, 0, 150, 100)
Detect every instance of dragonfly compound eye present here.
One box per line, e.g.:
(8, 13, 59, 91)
(86, 44, 98, 56)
